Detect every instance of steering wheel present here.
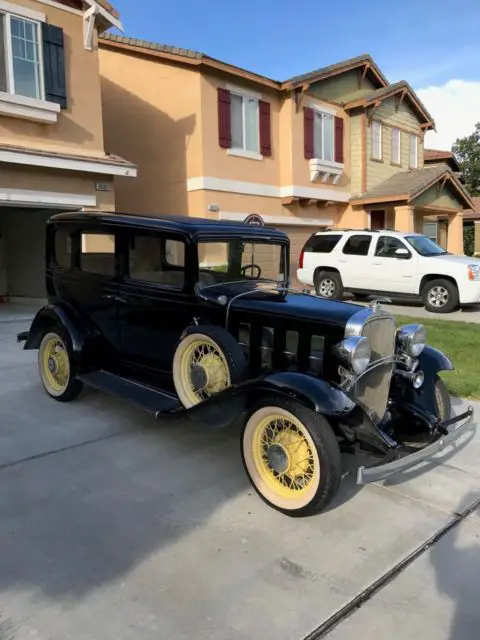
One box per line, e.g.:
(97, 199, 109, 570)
(240, 263, 262, 279)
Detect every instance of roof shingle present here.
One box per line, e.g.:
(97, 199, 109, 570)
(284, 54, 388, 87)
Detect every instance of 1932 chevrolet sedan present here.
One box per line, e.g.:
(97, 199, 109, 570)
(18, 212, 475, 517)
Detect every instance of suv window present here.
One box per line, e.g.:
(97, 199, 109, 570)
(342, 235, 372, 256)
(80, 233, 115, 276)
(303, 234, 342, 254)
(375, 236, 410, 258)
(129, 234, 185, 288)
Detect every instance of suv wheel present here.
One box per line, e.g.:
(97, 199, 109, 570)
(422, 279, 458, 313)
(314, 271, 344, 300)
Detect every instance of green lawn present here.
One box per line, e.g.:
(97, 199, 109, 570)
(396, 315, 480, 400)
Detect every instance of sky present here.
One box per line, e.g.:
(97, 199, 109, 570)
(111, 0, 480, 151)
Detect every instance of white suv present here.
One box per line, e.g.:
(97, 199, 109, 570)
(296, 229, 480, 313)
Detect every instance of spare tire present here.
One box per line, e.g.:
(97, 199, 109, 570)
(172, 325, 246, 408)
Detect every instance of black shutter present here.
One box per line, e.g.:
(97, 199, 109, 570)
(42, 23, 67, 109)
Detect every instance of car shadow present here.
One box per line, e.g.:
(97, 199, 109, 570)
(429, 492, 480, 640)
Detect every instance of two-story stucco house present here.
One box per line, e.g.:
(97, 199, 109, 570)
(98, 36, 473, 275)
(0, 0, 136, 300)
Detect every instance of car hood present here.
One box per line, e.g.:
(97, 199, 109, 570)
(429, 254, 480, 266)
(232, 290, 364, 328)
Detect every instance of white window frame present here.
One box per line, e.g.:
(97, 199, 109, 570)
(312, 108, 336, 163)
(227, 83, 261, 160)
(371, 120, 382, 160)
(0, 3, 46, 102)
(410, 134, 418, 168)
(391, 128, 401, 165)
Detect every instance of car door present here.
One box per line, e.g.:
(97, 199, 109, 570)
(117, 228, 196, 374)
(337, 234, 374, 289)
(60, 226, 122, 357)
(369, 235, 418, 294)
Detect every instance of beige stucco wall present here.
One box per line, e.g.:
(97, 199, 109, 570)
(99, 46, 203, 215)
(366, 96, 424, 190)
(0, 0, 106, 157)
(339, 204, 368, 229)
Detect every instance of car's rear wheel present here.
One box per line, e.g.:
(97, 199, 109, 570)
(172, 325, 246, 408)
(314, 271, 344, 300)
(38, 329, 83, 401)
(241, 399, 342, 517)
(422, 279, 458, 313)
(434, 375, 452, 421)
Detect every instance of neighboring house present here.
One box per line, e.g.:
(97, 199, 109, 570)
(0, 0, 136, 300)
(98, 37, 473, 276)
(463, 196, 480, 255)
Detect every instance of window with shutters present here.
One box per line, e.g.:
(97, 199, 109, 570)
(230, 90, 260, 155)
(0, 11, 42, 99)
(313, 110, 335, 162)
(371, 121, 382, 160)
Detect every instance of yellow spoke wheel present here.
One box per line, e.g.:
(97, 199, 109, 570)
(38, 330, 82, 401)
(172, 326, 246, 409)
(242, 401, 342, 516)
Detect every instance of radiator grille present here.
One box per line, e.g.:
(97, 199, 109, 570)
(354, 315, 396, 423)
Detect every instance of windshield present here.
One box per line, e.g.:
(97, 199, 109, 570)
(405, 235, 448, 257)
(197, 239, 286, 288)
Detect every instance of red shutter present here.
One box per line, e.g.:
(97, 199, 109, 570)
(304, 107, 314, 159)
(334, 116, 344, 163)
(217, 88, 231, 148)
(259, 100, 271, 156)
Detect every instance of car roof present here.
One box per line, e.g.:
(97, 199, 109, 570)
(49, 211, 289, 242)
(313, 229, 422, 238)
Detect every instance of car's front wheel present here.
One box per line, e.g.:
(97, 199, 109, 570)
(241, 399, 342, 517)
(314, 271, 344, 300)
(422, 278, 459, 313)
(434, 374, 452, 421)
(38, 329, 83, 401)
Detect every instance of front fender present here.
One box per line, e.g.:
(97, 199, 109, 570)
(248, 371, 355, 416)
(24, 304, 89, 362)
(404, 345, 454, 414)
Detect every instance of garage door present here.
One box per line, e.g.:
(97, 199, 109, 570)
(1, 209, 55, 298)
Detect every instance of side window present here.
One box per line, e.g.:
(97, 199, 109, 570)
(304, 234, 342, 253)
(54, 228, 72, 269)
(80, 233, 115, 276)
(129, 234, 186, 289)
(342, 235, 372, 256)
(375, 236, 410, 258)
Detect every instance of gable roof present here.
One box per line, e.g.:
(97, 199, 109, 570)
(343, 80, 435, 130)
(463, 196, 480, 220)
(350, 165, 474, 209)
(281, 54, 388, 90)
(424, 148, 461, 171)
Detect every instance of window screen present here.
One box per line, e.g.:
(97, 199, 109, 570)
(129, 234, 185, 288)
(304, 234, 342, 253)
(80, 233, 115, 276)
(342, 235, 372, 256)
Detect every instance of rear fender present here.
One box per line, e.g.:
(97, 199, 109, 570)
(24, 304, 89, 363)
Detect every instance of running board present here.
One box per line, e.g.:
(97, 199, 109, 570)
(78, 370, 181, 416)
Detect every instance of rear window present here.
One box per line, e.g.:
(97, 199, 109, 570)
(342, 235, 372, 256)
(54, 228, 72, 269)
(303, 234, 342, 254)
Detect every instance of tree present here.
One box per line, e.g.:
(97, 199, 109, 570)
(452, 123, 480, 196)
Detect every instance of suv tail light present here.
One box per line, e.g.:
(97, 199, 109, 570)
(299, 249, 305, 269)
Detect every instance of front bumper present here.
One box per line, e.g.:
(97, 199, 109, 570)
(356, 406, 475, 484)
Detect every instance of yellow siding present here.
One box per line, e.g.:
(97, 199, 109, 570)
(309, 70, 377, 103)
(366, 96, 424, 190)
(350, 114, 362, 196)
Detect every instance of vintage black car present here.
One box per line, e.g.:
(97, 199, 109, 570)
(18, 212, 475, 517)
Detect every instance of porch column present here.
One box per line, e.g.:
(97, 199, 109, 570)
(447, 212, 464, 255)
(475, 221, 480, 255)
(394, 205, 414, 232)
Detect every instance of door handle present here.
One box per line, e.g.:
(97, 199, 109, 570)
(102, 294, 127, 304)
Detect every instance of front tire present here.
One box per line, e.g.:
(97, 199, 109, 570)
(434, 375, 452, 421)
(422, 279, 458, 313)
(38, 329, 83, 402)
(241, 399, 342, 517)
(314, 271, 344, 300)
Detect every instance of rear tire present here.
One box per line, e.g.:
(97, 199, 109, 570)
(241, 398, 342, 517)
(38, 328, 83, 402)
(422, 279, 458, 313)
(314, 271, 344, 300)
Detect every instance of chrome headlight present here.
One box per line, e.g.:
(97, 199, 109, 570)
(335, 336, 371, 375)
(396, 324, 426, 358)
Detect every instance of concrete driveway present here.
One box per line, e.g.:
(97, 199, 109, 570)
(0, 318, 479, 640)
